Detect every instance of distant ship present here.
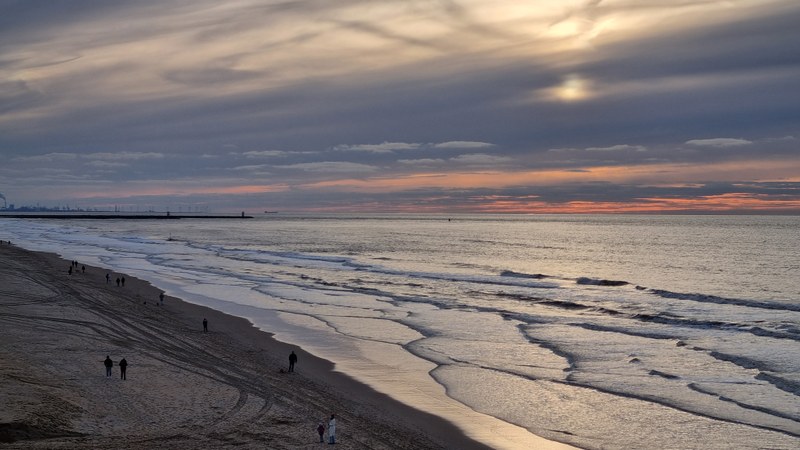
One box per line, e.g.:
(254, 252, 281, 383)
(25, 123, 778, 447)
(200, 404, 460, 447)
(264, 211, 278, 214)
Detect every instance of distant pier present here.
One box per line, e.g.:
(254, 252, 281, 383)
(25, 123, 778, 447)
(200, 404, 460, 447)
(0, 213, 254, 219)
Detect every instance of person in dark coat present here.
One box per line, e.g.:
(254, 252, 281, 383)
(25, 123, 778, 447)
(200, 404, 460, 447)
(104, 356, 113, 377)
(317, 421, 325, 443)
(289, 351, 297, 372)
(119, 357, 128, 380)
(203, 318, 208, 332)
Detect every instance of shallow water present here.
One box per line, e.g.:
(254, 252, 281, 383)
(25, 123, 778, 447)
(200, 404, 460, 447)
(3, 214, 799, 449)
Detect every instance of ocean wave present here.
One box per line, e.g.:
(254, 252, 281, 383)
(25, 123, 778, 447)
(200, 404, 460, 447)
(754, 372, 800, 396)
(576, 277, 629, 286)
(648, 289, 800, 312)
(688, 383, 800, 427)
(500, 270, 547, 279)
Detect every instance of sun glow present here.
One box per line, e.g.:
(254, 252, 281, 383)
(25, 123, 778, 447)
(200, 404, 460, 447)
(557, 74, 590, 101)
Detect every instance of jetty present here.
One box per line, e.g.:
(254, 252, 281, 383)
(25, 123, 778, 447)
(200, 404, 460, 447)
(0, 213, 254, 220)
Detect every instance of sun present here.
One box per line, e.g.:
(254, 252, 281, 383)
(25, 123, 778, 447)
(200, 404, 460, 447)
(556, 74, 590, 101)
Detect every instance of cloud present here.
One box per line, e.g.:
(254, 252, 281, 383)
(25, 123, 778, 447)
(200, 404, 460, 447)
(685, 138, 753, 148)
(13, 153, 78, 163)
(548, 148, 580, 153)
(765, 135, 796, 142)
(85, 152, 164, 161)
(276, 162, 379, 173)
(433, 141, 495, 149)
(85, 161, 128, 169)
(1, 1, 799, 213)
(333, 142, 421, 153)
(398, 158, 446, 166)
(242, 150, 289, 158)
(231, 164, 270, 172)
(450, 153, 513, 165)
(585, 144, 647, 152)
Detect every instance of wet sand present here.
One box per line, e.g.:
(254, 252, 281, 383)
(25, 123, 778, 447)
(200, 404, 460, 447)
(0, 243, 495, 449)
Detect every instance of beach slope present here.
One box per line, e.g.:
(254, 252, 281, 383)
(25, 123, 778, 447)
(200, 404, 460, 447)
(0, 244, 489, 449)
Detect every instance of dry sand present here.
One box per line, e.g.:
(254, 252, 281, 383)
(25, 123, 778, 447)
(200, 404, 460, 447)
(0, 243, 494, 449)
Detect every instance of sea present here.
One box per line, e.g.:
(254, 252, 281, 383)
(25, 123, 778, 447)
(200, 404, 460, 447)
(2, 213, 799, 449)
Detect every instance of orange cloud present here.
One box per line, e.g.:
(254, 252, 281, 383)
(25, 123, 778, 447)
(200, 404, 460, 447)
(302, 158, 800, 192)
(452, 192, 800, 214)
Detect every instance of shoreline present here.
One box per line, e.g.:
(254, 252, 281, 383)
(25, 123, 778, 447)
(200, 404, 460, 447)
(0, 244, 494, 449)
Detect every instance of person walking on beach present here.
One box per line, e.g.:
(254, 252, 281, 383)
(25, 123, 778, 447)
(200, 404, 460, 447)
(289, 351, 297, 372)
(159, 292, 164, 305)
(317, 421, 325, 443)
(68, 265, 73, 275)
(104, 356, 113, 377)
(328, 414, 336, 444)
(203, 318, 208, 332)
(116, 277, 120, 287)
(106, 273, 110, 284)
(81, 265, 85, 274)
(121, 276, 125, 287)
(119, 357, 128, 380)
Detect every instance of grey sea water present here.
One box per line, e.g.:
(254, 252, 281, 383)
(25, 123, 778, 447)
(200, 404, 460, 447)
(2, 214, 799, 449)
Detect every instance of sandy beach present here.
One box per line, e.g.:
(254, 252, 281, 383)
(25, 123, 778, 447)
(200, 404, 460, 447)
(0, 243, 495, 449)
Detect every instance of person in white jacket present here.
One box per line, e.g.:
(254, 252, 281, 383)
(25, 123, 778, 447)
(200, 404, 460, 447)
(328, 414, 336, 444)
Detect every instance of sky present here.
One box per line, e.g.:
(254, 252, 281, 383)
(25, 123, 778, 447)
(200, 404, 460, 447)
(1, 0, 799, 214)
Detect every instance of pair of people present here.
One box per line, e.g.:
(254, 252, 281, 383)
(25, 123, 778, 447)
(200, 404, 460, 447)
(316, 414, 336, 444)
(103, 355, 128, 379)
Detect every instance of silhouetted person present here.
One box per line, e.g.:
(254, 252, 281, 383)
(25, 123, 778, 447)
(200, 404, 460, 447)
(121, 276, 125, 287)
(288, 351, 297, 372)
(317, 421, 325, 443)
(159, 292, 165, 305)
(116, 277, 120, 287)
(68, 266, 73, 275)
(119, 357, 128, 380)
(203, 318, 208, 332)
(106, 273, 110, 284)
(328, 414, 336, 444)
(104, 356, 113, 377)
(81, 265, 85, 274)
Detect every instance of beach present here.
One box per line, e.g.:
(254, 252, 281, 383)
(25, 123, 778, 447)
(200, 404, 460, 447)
(0, 244, 496, 449)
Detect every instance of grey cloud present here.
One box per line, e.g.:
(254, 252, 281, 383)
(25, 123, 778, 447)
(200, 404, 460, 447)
(450, 153, 513, 165)
(86, 152, 165, 161)
(585, 145, 647, 152)
(398, 158, 446, 166)
(685, 138, 752, 148)
(243, 150, 289, 158)
(163, 68, 262, 87)
(334, 142, 421, 153)
(13, 153, 78, 163)
(85, 161, 128, 169)
(276, 162, 379, 173)
(765, 136, 796, 142)
(434, 141, 495, 149)
(0, 79, 46, 114)
(231, 164, 270, 172)
(1, 1, 798, 212)
(548, 148, 580, 153)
